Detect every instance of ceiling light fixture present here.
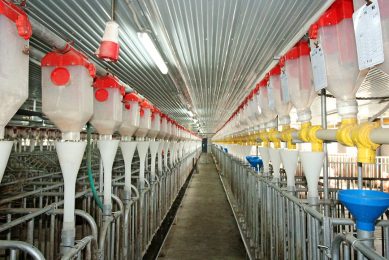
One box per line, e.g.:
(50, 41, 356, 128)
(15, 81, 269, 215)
(137, 32, 168, 74)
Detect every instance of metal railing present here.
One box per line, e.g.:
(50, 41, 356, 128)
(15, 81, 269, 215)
(212, 145, 389, 260)
(0, 145, 201, 259)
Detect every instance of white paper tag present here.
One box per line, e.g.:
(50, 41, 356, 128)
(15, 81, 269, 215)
(280, 71, 290, 103)
(353, 0, 384, 70)
(310, 44, 328, 91)
(267, 85, 275, 110)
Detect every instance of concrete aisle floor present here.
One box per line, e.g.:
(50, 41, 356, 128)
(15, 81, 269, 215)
(158, 153, 246, 260)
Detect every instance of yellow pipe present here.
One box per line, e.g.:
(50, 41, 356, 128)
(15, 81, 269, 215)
(299, 122, 311, 143)
(336, 118, 357, 147)
(308, 125, 323, 152)
(268, 128, 280, 148)
(351, 122, 380, 163)
(299, 122, 323, 151)
(280, 125, 296, 150)
(259, 129, 269, 148)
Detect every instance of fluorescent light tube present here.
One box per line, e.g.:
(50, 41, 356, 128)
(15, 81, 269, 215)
(137, 32, 168, 74)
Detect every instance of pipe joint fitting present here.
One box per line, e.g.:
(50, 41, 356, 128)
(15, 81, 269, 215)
(259, 130, 269, 147)
(299, 122, 311, 143)
(336, 118, 357, 147)
(351, 122, 380, 163)
(280, 126, 296, 150)
(268, 128, 280, 148)
(308, 125, 323, 152)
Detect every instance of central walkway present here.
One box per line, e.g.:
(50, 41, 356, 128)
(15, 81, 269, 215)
(158, 153, 246, 259)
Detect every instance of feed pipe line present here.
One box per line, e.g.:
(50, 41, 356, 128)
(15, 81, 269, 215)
(0, 240, 45, 260)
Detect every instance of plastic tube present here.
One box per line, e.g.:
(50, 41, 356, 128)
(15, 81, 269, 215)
(86, 123, 103, 210)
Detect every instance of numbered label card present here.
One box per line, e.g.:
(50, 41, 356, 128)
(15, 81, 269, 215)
(310, 44, 328, 92)
(280, 71, 290, 103)
(353, 0, 384, 70)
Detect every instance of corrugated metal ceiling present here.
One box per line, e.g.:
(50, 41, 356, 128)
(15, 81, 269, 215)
(23, 0, 386, 134)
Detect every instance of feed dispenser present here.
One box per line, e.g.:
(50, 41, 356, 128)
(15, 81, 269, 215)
(134, 100, 152, 191)
(90, 74, 124, 215)
(119, 92, 141, 200)
(246, 156, 263, 172)
(149, 108, 161, 183)
(41, 47, 95, 253)
(157, 114, 168, 173)
(0, 0, 31, 182)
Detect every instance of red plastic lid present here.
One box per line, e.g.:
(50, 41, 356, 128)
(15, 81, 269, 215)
(258, 75, 269, 87)
(93, 75, 125, 96)
(95, 88, 109, 102)
(253, 83, 260, 94)
(152, 107, 161, 115)
(123, 92, 141, 103)
(269, 64, 281, 76)
(309, 0, 354, 39)
(42, 47, 96, 78)
(0, 0, 32, 40)
(50, 67, 70, 86)
(285, 40, 310, 60)
(140, 100, 152, 109)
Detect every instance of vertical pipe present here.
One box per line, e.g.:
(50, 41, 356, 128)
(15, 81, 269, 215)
(358, 162, 363, 190)
(321, 89, 330, 214)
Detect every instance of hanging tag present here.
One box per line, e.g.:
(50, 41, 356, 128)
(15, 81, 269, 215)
(267, 85, 275, 110)
(310, 44, 328, 92)
(353, 0, 384, 70)
(280, 70, 290, 103)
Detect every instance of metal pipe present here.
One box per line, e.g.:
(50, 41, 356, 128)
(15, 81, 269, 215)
(62, 235, 94, 260)
(0, 240, 45, 260)
(331, 233, 385, 260)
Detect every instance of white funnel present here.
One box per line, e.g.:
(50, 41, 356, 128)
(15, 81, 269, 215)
(0, 141, 13, 183)
(98, 139, 119, 213)
(163, 141, 170, 169)
(169, 142, 175, 168)
(280, 149, 299, 191)
(137, 141, 150, 190)
(269, 148, 281, 181)
(300, 151, 324, 205)
(56, 141, 86, 232)
(157, 141, 164, 172)
(258, 147, 270, 174)
(149, 141, 160, 182)
(120, 141, 137, 194)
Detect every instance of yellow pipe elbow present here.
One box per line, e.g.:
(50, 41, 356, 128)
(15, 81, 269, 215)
(336, 118, 357, 147)
(260, 130, 269, 148)
(299, 122, 311, 143)
(281, 125, 296, 150)
(351, 122, 380, 163)
(308, 125, 323, 152)
(268, 128, 280, 148)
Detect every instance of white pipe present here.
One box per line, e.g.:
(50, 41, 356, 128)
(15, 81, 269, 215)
(97, 139, 120, 214)
(137, 141, 150, 190)
(169, 142, 175, 168)
(269, 148, 281, 181)
(149, 141, 160, 181)
(157, 141, 164, 172)
(300, 151, 324, 205)
(163, 141, 169, 169)
(120, 141, 137, 193)
(280, 149, 299, 191)
(56, 141, 86, 233)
